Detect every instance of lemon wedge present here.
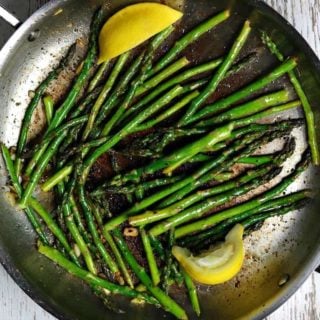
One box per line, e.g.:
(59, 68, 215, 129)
(98, 3, 183, 63)
(172, 224, 245, 285)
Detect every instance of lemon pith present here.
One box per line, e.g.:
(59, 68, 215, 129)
(98, 3, 183, 63)
(172, 224, 245, 285)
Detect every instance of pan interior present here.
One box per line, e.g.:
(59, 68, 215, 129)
(0, 0, 320, 319)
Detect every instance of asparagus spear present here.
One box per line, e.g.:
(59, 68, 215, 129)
(69, 85, 104, 120)
(181, 268, 201, 316)
(82, 51, 130, 140)
(150, 10, 230, 75)
(102, 230, 134, 288)
(57, 185, 97, 274)
(179, 191, 309, 249)
(231, 100, 301, 128)
(43, 115, 88, 145)
(136, 57, 190, 96)
(103, 124, 234, 231)
(140, 228, 160, 286)
(145, 122, 234, 177)
(80, 85, 184, 182)
(69, 195, 92, 244)
(91, 175, 182, 198)
(2, 143, 84, 265)
(180, 20, 252, 124)
(38, 244, 159, 305)
(43, 95, 54, 125)
(157, 128, 295, 209)
(41, 85, 186, 192)
(77, 184, 121, 279)
(197, 89, 290, 127)
(184, 58, 298, 125)
(143, 25, 175, 70)
(85, 197, 132, 286)
(149, 165, 279, 237)
(135, 90, 200, 133)
(154, 120, 299, 163)
(95, 26, 175, 127)
(20, 132, 67, 208)
(129, 164, 278, 227)
(47, 8, 105, 132)
(120, 53, 257, 125)
(24, 8, 105, 176)
(15, 44, 76, 176)
(1, 143, 49, 245)
(42, 166, 73, 192)
(120, 58, 222, 124)
(175, 149, 310, 238)
(241, 198, 309, 229)
(238, 155, 274, 166)
(262, 32, 319, 165)
(149, 235, 184, 285)
(112, 229, 188, 320)
(195, 101, 301, 132)
(162, 228, 175, 293)
(87, 61, 110, 93)
(94, 54, 146, 127)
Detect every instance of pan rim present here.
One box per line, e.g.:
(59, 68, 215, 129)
(0, 1, 319, 320)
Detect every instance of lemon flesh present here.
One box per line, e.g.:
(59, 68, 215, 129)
(98, 3, 183, 63)
(172, 224, 245, 285)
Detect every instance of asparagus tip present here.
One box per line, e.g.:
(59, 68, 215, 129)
(244, 20, 251, 28)
(292, 56, 299, 64)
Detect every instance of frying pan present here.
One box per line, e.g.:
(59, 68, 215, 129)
(0, 0, 320, 319)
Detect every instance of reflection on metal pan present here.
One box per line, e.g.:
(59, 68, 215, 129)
(0, 1, 319, 319)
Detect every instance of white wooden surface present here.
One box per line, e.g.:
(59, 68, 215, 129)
(1, 0, 320, 319)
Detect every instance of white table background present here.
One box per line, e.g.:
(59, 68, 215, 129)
(1, 0, 320, 319)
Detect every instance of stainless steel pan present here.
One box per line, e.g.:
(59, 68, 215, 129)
(0, 1, 320, 319)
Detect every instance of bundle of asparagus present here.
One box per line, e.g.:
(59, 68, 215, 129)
(1, 5, 316, 320)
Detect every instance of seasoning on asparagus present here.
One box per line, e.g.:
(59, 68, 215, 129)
(149, 164, 280, 237)
(179, 191, 309, 249)
(129, 164, 279, 227)
(175, 149, 311, 238)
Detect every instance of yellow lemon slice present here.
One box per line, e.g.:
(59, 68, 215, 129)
(98, 3, 183, 63)
(172, 224, 245, 285)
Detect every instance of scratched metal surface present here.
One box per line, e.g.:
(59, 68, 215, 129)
(0, 0, 319, 319)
